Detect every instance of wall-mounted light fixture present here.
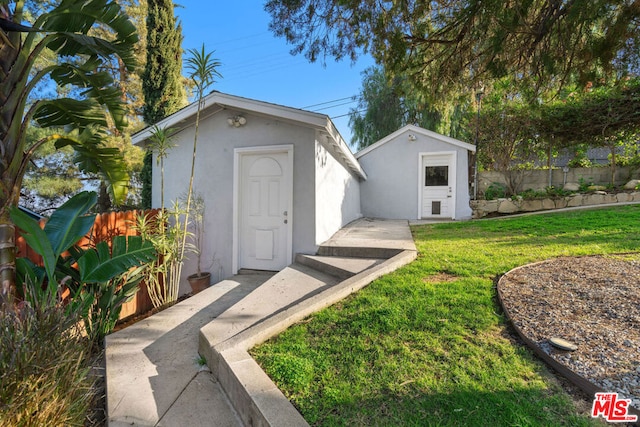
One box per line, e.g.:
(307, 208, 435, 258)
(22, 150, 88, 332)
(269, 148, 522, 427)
(408, 134, 417, 142)
(227, 115, 247, 128)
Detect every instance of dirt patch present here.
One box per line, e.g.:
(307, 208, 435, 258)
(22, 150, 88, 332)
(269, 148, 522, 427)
(422, 272, 459, 283)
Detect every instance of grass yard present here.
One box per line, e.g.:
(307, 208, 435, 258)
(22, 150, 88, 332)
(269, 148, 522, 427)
(251, 205, 640, 426)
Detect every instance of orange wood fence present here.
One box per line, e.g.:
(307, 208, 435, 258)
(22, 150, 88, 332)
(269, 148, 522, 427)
(15, 209, 159, 320)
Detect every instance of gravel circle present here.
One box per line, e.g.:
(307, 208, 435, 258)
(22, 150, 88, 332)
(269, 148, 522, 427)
(498, 255, 640, 411)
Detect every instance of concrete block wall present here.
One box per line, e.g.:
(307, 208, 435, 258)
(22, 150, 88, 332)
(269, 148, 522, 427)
(471, 191, 640, 219)
(478, 166, 640, 195)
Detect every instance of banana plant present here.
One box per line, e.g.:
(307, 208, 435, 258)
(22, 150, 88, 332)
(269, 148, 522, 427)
(11, 191, 98, 302)
(11, 191, 157, 342)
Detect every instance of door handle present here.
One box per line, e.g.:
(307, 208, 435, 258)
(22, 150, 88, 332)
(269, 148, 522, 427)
(283, 211, 288, 216)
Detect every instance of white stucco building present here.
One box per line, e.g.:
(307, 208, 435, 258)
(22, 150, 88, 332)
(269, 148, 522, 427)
(132, 92, 475, 295)
(356, 125, 475, 221)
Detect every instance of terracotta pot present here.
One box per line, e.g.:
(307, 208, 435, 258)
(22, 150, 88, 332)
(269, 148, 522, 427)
(187, 272, 211, 294)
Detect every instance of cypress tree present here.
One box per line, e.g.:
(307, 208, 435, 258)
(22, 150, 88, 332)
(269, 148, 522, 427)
(141, 0, 187, 208)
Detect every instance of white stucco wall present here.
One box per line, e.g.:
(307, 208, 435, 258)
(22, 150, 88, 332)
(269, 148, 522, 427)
(314, 140, 362, 245)
(152, 110, 317, 295)
(357, 129, 473, 220)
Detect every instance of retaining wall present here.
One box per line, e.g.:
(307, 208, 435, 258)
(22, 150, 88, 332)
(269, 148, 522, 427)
(471, 191, 640, 219)
(478, 166, 640, 194)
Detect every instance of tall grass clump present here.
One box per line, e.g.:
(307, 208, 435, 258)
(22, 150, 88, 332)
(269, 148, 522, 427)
(0, 291, 95, 426)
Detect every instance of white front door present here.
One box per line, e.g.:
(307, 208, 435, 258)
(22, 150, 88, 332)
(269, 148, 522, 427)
(238, 150, 292, 271)
(421, 153, 456, 219)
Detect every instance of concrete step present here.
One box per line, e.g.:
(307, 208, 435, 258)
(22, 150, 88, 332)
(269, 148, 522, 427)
(316, 245, 403, 259)
(317, 218, 416, 258)
(199, 263, 340, 357)
(295, 253, 385, 279)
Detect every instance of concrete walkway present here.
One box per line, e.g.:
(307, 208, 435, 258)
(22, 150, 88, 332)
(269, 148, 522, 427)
(106, 218, 417, 426)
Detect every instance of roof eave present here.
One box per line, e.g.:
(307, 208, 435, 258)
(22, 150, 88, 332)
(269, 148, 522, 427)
(131, 92, 330, 146)
(319, 120, 367, 181)
(355, 124, 476, 158)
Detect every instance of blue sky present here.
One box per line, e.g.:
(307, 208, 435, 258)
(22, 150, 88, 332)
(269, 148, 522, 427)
(175, 0, 374, 147)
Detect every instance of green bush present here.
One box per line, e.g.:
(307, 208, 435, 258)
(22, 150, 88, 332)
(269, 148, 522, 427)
(11, 191, 156, 345)
(578, 178, 593, 192)
(545, 185, 572, 198)
(0, 295, 95, 426)
(567, 157, 593, 168)
(517, 186, 572, 200)
(484, 182, 507, 200)
(517, 189, 542, 200)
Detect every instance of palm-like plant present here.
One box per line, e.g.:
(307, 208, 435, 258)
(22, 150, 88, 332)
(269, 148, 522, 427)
(177, 44, 221, 281)
(181, 44, 222, 244)
(132, 45, 221, 307)
(0, 0, 138, 303)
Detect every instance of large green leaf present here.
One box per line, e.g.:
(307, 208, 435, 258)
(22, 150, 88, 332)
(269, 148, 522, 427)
(41, 0, 138, 71)
(34, 98, 107, 129)
(50, 61, 112, 88)
(53, 128, 130, 204)
(11, 192, 97, 290)
(43, 191, 97, 257)
(72, 146, 129, 204)
(10, 207, 57, 285)
(78, 236, 156, 283)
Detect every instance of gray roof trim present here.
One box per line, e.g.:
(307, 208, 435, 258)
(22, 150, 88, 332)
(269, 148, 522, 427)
(132, 91, 365, 179)
(355, 124, 476, 159)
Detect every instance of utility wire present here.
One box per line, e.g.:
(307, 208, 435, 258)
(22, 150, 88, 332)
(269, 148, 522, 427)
(301, 96, 357, 109)
(311, 99, 358, 112)
(331, 109, 365, 119)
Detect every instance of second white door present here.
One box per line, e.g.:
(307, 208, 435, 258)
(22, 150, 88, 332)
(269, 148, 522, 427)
(421, 153, 455, 219)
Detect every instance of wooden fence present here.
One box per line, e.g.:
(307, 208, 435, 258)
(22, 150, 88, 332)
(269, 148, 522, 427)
(15, 209, 158, 321)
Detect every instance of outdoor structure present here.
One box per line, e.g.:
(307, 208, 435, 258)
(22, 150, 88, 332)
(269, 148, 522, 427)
(132, 93, 474, 294)
(356, 125, 475, 220)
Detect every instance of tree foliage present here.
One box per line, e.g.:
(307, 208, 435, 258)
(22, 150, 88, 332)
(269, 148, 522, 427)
(473, 77, 640, 190)
(266, 0, 640, 100)
(141, 0, 187, 209)
(349, 65, 470, 149)
(11, 1, 147, 213)
(537, 79, 640, 145)
(350, 66, 438, 149)
(0, 0, 138, 302)
(142, 0, 187, 124)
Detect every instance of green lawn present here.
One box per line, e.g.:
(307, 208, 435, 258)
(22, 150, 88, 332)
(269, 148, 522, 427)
(251, 205, 640, 426)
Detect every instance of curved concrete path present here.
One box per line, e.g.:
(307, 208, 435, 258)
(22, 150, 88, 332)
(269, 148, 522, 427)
(106, 218, 417, 426)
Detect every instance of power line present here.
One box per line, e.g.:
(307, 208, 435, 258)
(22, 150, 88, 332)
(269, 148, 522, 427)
(331, 109, 365, 119)
(217, 59, 309, 83)
(311, 99, 358, 112)
(301, 96, 357, 109)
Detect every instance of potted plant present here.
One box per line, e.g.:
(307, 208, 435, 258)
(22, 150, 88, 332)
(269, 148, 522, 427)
(187, 193, 210, 293)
